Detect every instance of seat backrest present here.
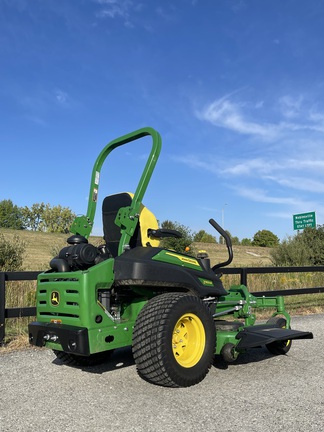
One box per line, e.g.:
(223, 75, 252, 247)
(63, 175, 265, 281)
(102, 192, 160, 257)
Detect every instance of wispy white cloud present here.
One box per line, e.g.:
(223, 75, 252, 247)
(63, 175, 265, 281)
(196, 94, 324, 137)
(156, 5, 177, 22)
(55, 89, 69, 105)
(223, 157, 324, 177)
(222, 158, 279, 176)
(267, 175, 324, 193)
(171, 154, 219, 174)
(236, 186, 324, 222)
(174, 152, 324, 179)
(173, 151, 324, 208)
(196, 96, 280, 139)
(279, 95, 303, 119)
(223, 157, 324, 197)
(17, 87, 72, 125)
(94, 0, 138, 26)
(235, 186, 299, 205)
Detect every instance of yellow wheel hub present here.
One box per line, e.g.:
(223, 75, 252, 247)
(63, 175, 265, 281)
(282, 325, 291, 347)
(172, 313, 206, 368)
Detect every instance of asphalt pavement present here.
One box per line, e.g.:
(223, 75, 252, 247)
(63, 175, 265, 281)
(0, 314, 323, 432)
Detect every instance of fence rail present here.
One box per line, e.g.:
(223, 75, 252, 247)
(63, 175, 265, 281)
(1, 267, 324, 345)
(0, 271, 40, 345)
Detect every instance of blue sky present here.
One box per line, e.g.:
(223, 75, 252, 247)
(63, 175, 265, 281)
(1, 0, 324, 241)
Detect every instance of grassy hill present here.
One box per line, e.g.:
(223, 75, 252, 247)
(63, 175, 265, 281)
(1, 228, 273, 271)
(0, 228, 104, 271)
(192, 242, 272, 268)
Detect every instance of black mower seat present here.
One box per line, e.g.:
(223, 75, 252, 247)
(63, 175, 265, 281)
(102, 192, 160, 257)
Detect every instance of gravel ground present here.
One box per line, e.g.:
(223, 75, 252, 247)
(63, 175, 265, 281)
(0, 314, 323, 432)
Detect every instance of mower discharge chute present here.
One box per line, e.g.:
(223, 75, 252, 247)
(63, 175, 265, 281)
(28, 127, 313, 387)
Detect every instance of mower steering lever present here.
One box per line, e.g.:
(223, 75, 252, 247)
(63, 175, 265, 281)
(209, 218, 234, 270)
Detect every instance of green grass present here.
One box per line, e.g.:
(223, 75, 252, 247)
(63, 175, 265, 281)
(0, 228, 103, 271)
(193, 241, 273, 268)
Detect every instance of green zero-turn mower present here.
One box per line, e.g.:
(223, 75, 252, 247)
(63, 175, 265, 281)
(28, 127, 313, 388)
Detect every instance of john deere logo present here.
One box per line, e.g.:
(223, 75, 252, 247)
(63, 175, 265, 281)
(51, 291, 60, 306)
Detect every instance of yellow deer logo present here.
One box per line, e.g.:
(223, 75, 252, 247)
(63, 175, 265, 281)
(51, 291, 60, 306)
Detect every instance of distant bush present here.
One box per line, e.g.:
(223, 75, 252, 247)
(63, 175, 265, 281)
(231, 236, 240, 245)
(271, 225, 324, 266)
(252, 229, 280, 247)
(193, 230, 217, 243)
(160, 220, 194, 254)
(241, 238, 252, 246)
(0, 234, 26, 271)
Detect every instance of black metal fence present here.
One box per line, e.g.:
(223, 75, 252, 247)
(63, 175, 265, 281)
(1, 267, 324, 345)
(1, 271, 40, 345)
(220, 265, 324, 296)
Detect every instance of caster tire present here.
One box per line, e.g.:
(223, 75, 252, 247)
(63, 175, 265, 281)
(220, 343, 237, 363)
(265, 316, 292, 355)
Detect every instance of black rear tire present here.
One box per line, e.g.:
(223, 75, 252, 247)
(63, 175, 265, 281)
(132, 292, 216, 387)
(265, 316, 292, 355)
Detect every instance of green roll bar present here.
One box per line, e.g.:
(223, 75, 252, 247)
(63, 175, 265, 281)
(70, 127, 162, 255)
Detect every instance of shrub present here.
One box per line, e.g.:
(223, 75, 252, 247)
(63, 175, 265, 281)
(193, 230, 217, 243)
(0, 234, 26, 271)
(252, 230, 280, 247)
(270, 226, 324, 266)
(160, 220, 194, 254)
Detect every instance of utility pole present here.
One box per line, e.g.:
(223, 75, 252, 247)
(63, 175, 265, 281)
(221, 203, 228, 244)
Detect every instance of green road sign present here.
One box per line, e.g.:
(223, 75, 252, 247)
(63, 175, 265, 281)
(293, 211, 316, 230)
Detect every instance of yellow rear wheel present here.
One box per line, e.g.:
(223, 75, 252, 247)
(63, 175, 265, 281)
(132, 293, 216, 387)
(172, 313, 206, 368)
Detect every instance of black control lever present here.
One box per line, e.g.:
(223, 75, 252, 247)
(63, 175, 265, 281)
(209, 218, 233, 270)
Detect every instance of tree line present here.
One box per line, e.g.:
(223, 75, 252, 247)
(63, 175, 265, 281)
(161, 220, 280, 248)
(0, 199, 75, 233)
(2, 198, 324, 271)
(162, 220, 324, 267)
(1, 198, 281, 247)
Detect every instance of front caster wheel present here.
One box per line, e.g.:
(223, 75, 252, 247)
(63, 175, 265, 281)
(132, 293, 216, 387)
(220, 343, 238, 363)
(265, 316, 292, 355)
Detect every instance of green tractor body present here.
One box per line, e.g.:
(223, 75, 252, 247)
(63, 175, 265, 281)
(28, 127, 313, 387)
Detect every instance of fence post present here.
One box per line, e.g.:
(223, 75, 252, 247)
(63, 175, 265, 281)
(240, 268, 248, 286)
(0, 272, 5, 346)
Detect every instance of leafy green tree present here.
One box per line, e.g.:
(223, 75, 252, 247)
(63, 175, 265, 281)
(21, 203, 45, 231)
(271, 225, 324, 266)
(39, 204, 76, 233)
(0, 234, 25, 271)
(241, 238, 252, 246)
(231, 236, 240, 245)
(193, 230, 217, 243)
(252, 229, 280, 247)
(300, 226, 324, 265)
(0, 199, 24, 230)
(270, 235, 309, 266)
(160, 220, 194, 254)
